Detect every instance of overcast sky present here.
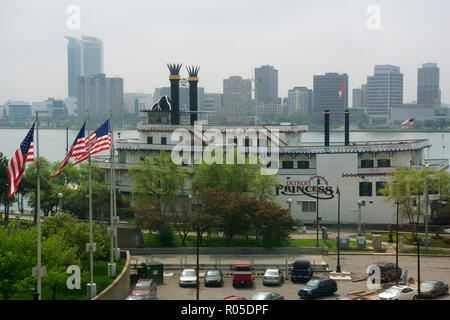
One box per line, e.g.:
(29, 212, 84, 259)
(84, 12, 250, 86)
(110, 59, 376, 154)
(1, 0, 449, 105)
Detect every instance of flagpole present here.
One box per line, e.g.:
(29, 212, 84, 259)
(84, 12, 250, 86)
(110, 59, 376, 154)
(108, 110, 116, 277)
(35, 111, 43, 300)
(112, 118, 119, 261)
(86, 109, 96, 299)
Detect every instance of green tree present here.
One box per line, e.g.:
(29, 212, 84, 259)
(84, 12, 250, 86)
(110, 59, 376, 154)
(0, 221, 36, 300)
(0, 152, 16, 221)
(277, 110, 312, 126)
(255, 201, 295, 247)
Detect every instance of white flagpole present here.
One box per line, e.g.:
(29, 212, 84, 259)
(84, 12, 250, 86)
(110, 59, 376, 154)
(86, 109, 96, 298)
(35, 111, 43, 300)
(108, 110, 116, 277)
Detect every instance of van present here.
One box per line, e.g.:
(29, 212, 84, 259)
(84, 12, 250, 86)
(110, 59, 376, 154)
(232, 264, 253, 287)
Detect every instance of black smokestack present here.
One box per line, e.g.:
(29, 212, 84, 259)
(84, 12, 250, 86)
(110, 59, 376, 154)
(167, 63, 182, 125)
(324, 110, 330, 147)
(187, 65, 200, 126)
(344, 109, 350, 146)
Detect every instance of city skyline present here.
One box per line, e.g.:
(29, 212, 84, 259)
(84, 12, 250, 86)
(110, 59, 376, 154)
(1, 0, 449, 106)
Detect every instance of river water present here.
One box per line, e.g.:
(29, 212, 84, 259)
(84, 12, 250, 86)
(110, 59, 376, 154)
(0, 128, 448, 163)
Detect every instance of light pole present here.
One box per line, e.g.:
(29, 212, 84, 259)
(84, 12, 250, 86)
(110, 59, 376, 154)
(336, 187, 341, 273)
(395, 199, 399, 285)
(316, 178, 320, 248)
(287, 198, 293, 218)
(424, 164, 430, 252)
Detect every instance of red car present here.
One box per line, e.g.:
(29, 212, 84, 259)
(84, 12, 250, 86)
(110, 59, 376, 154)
(232, 264, 253, 288)
(132, 279, 157, 299)
(338, 295, 370, 300)
(223, 296, 246, 300)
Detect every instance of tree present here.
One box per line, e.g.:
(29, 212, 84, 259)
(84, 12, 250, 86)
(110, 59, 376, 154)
(255, 201, 295, 247)
(0, 152, 16, 221)
(278, 110, 312, 126)
(0, 221, 36, 300)
(381, 167, 450, 240)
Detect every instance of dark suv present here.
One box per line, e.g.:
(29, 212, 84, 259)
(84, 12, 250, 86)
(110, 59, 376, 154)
(368, 262, 402, 283)
(298, 278, 337, 299)
(291, 260, 313, 282)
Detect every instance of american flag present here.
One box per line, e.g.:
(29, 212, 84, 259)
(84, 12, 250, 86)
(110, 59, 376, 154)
(73, 120, 111, 165)
(7, 122, 35, 198)
(339, 82, 345, 100)
(51, 122, 86, 178)
(402, 117, 414, 126)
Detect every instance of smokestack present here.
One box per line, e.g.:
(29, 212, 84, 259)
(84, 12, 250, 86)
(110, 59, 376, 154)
(187, 66, 200, 126)
(324, 110, 330, 147)
(167, 63, 182, 125)
(344, 109, 350, 146)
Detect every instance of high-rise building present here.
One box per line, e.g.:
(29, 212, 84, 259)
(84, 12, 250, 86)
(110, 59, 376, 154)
(352, 88, 362, 108)
(288, 86, 313, 115)
(7, 102, 32, 120)
(418, 63, 441, 106)
(361, 84, 367, 109)
(255, 65, 279, 104)
(77, 73, 123, 119)
(66, 35, 104, 97)
(123, 93, 153, 115)
(313, 73, 348, 124)
(365, 65, 403, 124)
(223, 76, 252, 115)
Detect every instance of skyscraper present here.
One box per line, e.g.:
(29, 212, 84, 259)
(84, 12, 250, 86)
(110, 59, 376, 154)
(223, 76, 252, 115)
(66, 35, 104, 97)
(77, 74, 123, 119)
(255, 65, 279, 104)
(313, 73, 348, 124)
(288, 86, 313, 115)
(365, 65, 403, 124)
(352, 88, 362, 108)
(418, 63, 440, 106)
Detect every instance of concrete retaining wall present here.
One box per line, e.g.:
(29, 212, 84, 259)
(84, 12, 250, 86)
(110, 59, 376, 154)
(126, 247, 328, 255)
(92, 250, 131, 300)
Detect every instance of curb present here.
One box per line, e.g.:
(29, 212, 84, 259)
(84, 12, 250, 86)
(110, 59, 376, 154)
(327, 252, 450, 258)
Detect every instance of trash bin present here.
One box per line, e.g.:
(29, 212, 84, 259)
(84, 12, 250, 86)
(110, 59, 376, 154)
(321, 226, 328, 240)
(372, 234, 382, 250)
(336, 236, 349, 250)
(141, 262, 164, 284)
(301, 226, 307, 234)
(356, 236, 366, 249)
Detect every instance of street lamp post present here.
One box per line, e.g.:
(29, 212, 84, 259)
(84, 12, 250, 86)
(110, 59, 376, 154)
(336, 187, 341, 273)
(396, 200, 399, 285)
(316, 178, 320, 248)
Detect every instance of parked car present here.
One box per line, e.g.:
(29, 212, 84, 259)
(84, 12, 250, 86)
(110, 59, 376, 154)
(263, 268, 284, 286)
(298, 278, 337, 299)
(204, 269, 224, 287)
(291, 260, 313, 282)
(232, 264, 253, 287)
(179, 269, 198, 287)
(250, 292, 284, 300)
(377, 285, 418, 300)
(125, 294, 152, 300)
(131, 279, 157, 299)
(368, 262, 402, 283)
(338, 295, 370, 300)
(223, 296, 246, 300)
(419, 281, 449, 298)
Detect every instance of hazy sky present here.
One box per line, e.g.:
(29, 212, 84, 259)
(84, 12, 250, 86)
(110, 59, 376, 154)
(1, 0, 449, 105)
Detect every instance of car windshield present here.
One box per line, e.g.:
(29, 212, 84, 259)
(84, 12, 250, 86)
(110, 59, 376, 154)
(235, 266, 251, 271)
(207, 271, 221, 276)
(293, 261, 310, 269)
(181, 271, 196, 277)
(135, 283, 150, 291)
(266, 271, 278, 276)
(251, 293, 268, 300)
(306, 279, 320, 287)
(385, 287, 402, 294)
(421, 282, 435, 288)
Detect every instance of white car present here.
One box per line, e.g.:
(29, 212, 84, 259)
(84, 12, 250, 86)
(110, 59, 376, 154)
(179, 269, 198, 287)
(263, 268, 284, 286)
(377, 285, 418, 300)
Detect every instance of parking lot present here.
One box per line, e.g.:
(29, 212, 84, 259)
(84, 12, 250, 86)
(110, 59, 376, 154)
(129, 253, 450, 300)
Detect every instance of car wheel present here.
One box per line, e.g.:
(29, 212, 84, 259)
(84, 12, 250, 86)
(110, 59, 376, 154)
(413, 295, 418, 300)
(431, 292, 436, 299)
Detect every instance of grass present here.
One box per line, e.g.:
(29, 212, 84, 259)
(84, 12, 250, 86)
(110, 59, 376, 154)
(400, 249, 450, 255)
(10, 259, 126, 300)
(349, 233, 450, 248)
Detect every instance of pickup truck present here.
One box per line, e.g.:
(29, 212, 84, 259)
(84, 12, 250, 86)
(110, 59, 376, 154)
(291, 260, 313, 282)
